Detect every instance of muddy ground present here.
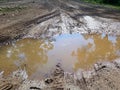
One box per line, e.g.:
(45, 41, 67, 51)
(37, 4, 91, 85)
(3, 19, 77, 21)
(1, 59, 120, 90)
(0, 0, 120, 44)
(0, 0, 120, 90)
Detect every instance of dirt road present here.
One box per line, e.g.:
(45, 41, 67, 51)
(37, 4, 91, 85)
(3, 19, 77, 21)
(0, 0, 120, 90)
(0, 0, 120, 43)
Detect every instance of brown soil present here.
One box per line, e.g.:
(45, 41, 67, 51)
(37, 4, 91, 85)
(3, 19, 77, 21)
(1, 59, 120, 90)
(0, 0, 120, 44)
(0, 0, 120, 90)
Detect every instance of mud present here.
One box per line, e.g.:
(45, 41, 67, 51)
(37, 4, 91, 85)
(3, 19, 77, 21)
(0, 33, 120, 78)
(0, 0, 120, 90)
(1, 59, 120, 90)
(0, 0, 120, 44)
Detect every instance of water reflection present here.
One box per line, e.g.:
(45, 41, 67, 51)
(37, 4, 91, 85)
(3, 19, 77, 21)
(0, 33, 120, 78)
(0, 38, 53, 75)
(47, 34, 95, 72)
(73, 34, 120, 70)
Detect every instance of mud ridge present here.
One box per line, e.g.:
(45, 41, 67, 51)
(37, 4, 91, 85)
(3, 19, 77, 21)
(25, 9, 60, 26)
(0, 59, 120, 90)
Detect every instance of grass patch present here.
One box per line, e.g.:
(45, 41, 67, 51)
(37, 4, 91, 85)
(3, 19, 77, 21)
(0, 0, 6, 2)
(82, 0, 120, 10)
(103, 4, 120, 10)
(0, 7, 25, 13)
(0, 0, 9, 2)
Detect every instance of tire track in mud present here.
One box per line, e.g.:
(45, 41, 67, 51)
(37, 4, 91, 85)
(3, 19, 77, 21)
(0, 10, 60, 44)
(1, 0, 120, 44)
(24, 9, 60, 26)
(0, 83, 13, 90)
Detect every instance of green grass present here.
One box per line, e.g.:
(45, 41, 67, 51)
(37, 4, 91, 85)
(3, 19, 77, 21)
(103, 4, 120, 10)
(0, 0, 8, 2)
(82, 0, 120, 10)
(0, 7, 25, 13)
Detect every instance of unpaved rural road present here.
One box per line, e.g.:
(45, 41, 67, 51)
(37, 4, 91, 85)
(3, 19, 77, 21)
(0, 0, 120, 43)
(0, 0, 120, 90)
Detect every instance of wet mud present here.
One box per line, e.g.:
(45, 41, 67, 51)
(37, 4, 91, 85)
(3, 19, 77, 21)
(0, 33, 120, 78)
(0, 0, 120, 90)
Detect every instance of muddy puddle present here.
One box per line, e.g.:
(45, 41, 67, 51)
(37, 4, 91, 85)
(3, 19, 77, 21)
(0, 33, 120, 79)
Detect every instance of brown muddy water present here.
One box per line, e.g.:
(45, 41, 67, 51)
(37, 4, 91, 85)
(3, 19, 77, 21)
(0, 33, 120, 79)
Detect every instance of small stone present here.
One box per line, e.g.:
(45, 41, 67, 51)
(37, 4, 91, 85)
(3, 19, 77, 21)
(113, 59, 120, 69)
(45, 78, 53, 84)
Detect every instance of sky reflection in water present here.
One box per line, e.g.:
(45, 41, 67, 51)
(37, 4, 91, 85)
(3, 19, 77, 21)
(0, 33, 120, 79)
